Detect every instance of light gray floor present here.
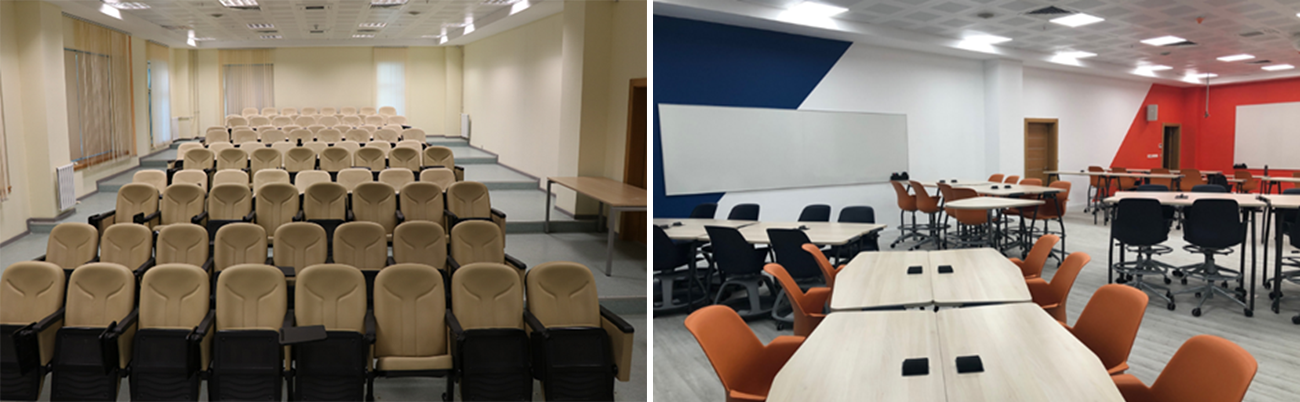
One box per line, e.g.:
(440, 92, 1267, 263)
(654, 210, 1300, 402)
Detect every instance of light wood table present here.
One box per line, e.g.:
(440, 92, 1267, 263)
(768, 310, 946, 402)
(830, 251, 934, 310)
(1261, 176, 1300, 194)
(653, 218, 753, 242)
(736, 222, 886, 246)
(544, 177, 647, 276)
(930, 248, 1033, 306)
(944, 197, 1044, 250)
(937, 303, 1124, 402)
(915, 181, 1064, 197)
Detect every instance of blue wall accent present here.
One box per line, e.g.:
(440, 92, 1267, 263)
(653, 16, 851, 218)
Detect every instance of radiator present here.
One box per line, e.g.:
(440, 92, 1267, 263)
(461, 113, 470, 140)
(56, 163, 76, 212)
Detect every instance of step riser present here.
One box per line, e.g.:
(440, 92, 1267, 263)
(484, 181, 538, 190)
(506, 220, 600, 233)
(599, 297, 647, 316)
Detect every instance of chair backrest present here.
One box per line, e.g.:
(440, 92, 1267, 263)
(689, 203, 717, 219)
(299, 116, 321, 127)
(333, 222, 388, 270)
(336, 140, 361, 154)
(1019, 178, 1042, 186)
(526, 262, 600, 328)
(294, 171, 331, 193)
(183, 148, 215, 170)
(1049, 252, 1089, 307)
(213, 170, 249, 188)
(227, 116, 249, 127)
(764, 263, 816, 318)
(891, 181, 917, 211)
(178, 142, 205, 161)
(451, 262, 522, 330)
(209, 142, 234, 155)
(352, 182, 398, 234)
(215, 264, 286, 331)
(273, 223, 328, 272)
(321, 107, 337, 115)
(155, 223, 208, 266)
(420, 168, 456, 189)
(767, 228, 821, 278)
(99, 223, 152, 270)
(283, 125, 303, 134)
(254, 182, 299, 237)
(400, 128, 424, 141)
(1111, 198, 1169, 246)
(395, 139, 423, 150)
(1019, 234, 1060, 278)
(206, 129, 231, 144)
(303, 182, 348, 220)
(450, 221, 506, 265)
(337, 168, 373, 191)
(260, 107, 277, 116)
(387, 116, 407, 125)
(802, 243, 840, 287)
(260, 129, 287, 143)
(342, 115, 364, 127)
(1191, 184, 1228, 193)
(254, 125, 274, 133)
(115, 183, 160, 226)
(838, 206, 875, 223)
(797, 204, 831, 222)
(248, 116, 271, 127)
(393, 221, 447, 269)
(422, 146, 455, 168)
(1071, 284, 1148, 373)
(288, 128, 313, 143)
(988, 174, 1004, 182)
(133, 170, 168, 192)
(172, 170, 208, 192)
(1149, 335, 1257, 402)
(446, 181, 493, 221)
(0, 261, 65, 326)
(705, 226, 760, 276)
(374, 129, 400, 142)
(378, 168, 414, 189)
(46, 223, 99, 269)
(241, 108, 258, 117)
(65, 263, 135, 328)
(271, 141, 296, 156)
(340, 106, 357, 116)
(280, 107, 298, 116)
(727, 204, 759, 220)
(231, 129, 259, 144)
(374, 263, 446, 359)
(400, 182, 445, 222)
(317, 128, 343, 143)
(284, 147, 317, 173)
(1136, 184, 1168, 192)
(250, 147, 283, 174)
(1003, 175, 1019, 184)
(161, 183, 206, 225)
(318, 115, 341, 127)
(271, 116, 293, 127)
(295, 264, 366, 333)
(360, 106, 377, 116)
(216, 148, 249, 171)
(214, 223, 267, 271)
(1183, 199, 1243, 248)
(345, 129, 370, 143)
(300, 107, 317, 115)
(365, 115, 386, 126)
(377, 106, 396, 116)
(319, 147, 352, 172)
(365, 141, 391, 154)
(209, 183, 253, 221)
(354, 147, 387, 170)
(139, 264, 209, 330)
(683, 305, 768, 397)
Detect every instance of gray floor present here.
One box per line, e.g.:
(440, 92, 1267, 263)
(653, 210, 1300, 402)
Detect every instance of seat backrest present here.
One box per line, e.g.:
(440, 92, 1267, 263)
(303, 182, 348, 220)
(1049, 251, 1089, 304)
(1004, 175, 1019, 184)
(1191, 184, 1228, 193)
(214, 223, 267, 271)
(99, 223, 152, 270)
(333, 221, 388, 270)
(1019, 234, 1059, 278)
(206, 130, 231, 144)
(216, 148, 249, 171)
(387, 116, 407, 125)
(139, 264, 209, 330)
(231, 129, 259, 144)
(689, 203, 717, 219)
(340, 106, 356, 116)
(446, 181, 493, 220)
(253, 169, 289, 193)
(282, 125, 302, 133)
(248, 116, 271, 127)
(213, 169, 249, 188)
(209, 142, 234, 155)
(318, 116, 340, 127)
(801, 243, 839, 287)
(1072, 284, 1147, 372)
(284, 147, 317, 173)
(115, 183, 160, 225)
(184, 148, 215, 170)
(0, 261, 65, 326)
(389, 147, 421, 171)
(353, 182, 398, 234)
(250, 147, 283, 174)
(355, 147, 387, 170)
(705, 226, 760, 276)
(65, 263, 135, 328)
(319, 147, 352, 172)
(683, 305, 768, 395)
(273, 222, 329, 271)
(295, 264, 366, 333)
(295, 115, 318, 127)
(156, 223, 209, 266)
(336, 140, 361, 155)
(450, 220, 505, 265)
(301, 107, 318, 115)
(526, 261, 600, 328)
(336, 168, 372, 191)
(161, 183, 206, 225)
(764, 263, 816, 317)
(292, 171, 328, 194)
(342, 116, 364, 127)
(1020, 178, 1042, 186)
(1136, 184, 1168, 192)
(420, 168, 455, 189)
(890, 181, 917, 210)
(1184, 199, 1243, 248)
(374, 263, 446, 358)
(261, 107, 278, 116)
(988, 174, 1004, 182)
(838, 205, 875, 223)
(377, 106, 396, 116)
(1149, 335, 1257, 402)
(400, 182, 444, 222)
(422, 146, 455, 168)
(133, 170, 168, 193)
(288, 128, 313, 143)
(797, 204, 831, 222)
(271, 141, 296, 156)
(209, 183, 253, 221)
(1112, 198, 1169, 246)
(227, 116, 249, 127)
(365, 141, 391, 154)
(374, 129, 400, 142)
(344, 129, 370, 143)
(215, 264, 286, 331)
(393, 221, 446, 269)
(1180, 168, 1205, 188)
(321, 106, 337, 115)
(254, 183, 299, 238)
(400, 128, 424, 141)
(271, 116, 293, 128)
(451, 262, 522, 330)
(172, 170, 208, 192)
(378, 169, 414, 189)
(365, 115, 386, 126)
(178, 142, 205, 160)
(317, 128, 343, 143)
(727, 203, 759, 220)
(260, 129, 286, 143)
(767, 228, 821, 278)
(361, 126, 378, 135)
(46, 223, 99, 269)
(280, 107, 298, 116)
(241, 108, 259, 117)
(360, 106, 377, 116)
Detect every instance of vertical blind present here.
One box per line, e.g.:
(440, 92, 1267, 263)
(63, 16, 134, 167)
(374, 47, 407, 115)
(147, 41, 171, 147)
(0, 76, 8, 200)
(219, 49, 274, 116)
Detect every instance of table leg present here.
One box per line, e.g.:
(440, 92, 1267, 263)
(1250, 210, 1256, 314)
(544, 180, 553, 233)
(1275, 208, 1286, 312)
(1263, 207, 1271, 299)
(605, 206, 617, 276)
(599, 201, 606, 233)
(1108, 233, 1115, 284)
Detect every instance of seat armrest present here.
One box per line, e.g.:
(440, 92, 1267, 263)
(189, 309, 216, 342)
(598, 306, 635, 382)
(386, 256, 395, 266)
(99, 308, 139, 372)
(346, 210, 355, 222)
(293, 210, 304, 222)
(504, 254, 527, 271)
(281, 309, 295, 331)
(201, 258, 214, 273)
(763, 336, 805, 365)
(276, 266, 297, 277)
(447, 256, 461, 272)
(364, 310, 376, 344)
(191, 211, 209, 225)
(1112, 374, 1154, 401)
(445, 308, 465, 340)
(1008, 257, 1025, 269)
(395, 209, 405, 224)
(134, 257, 157, 278)
(444, 209, 460, 225)
(243, 210, 257, 222)
(34, 255, 46, 262)
(491, 208, 506, 220)
(33, 307, 66, 333)
(137, 210, 161, 225)
(599, 306, 635, 334)
(523, 310, 548, 337)
(89, 210, 116, 230)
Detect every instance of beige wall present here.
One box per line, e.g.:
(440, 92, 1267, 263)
(0, 0, 31, 241)
(273, 47, 375, 112)
(601, 1, 647, 182)
(408, 47, 447, 135)
(170, 48, 195, 139)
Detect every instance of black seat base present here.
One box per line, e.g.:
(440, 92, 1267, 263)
(210, 330, 284, 401)
(1, 324, 45, 401)
(460, 328, 532, 401)
(532, 327, 614, 401)
(50, 328, 122, 401)
(293, 331, 369, 401)
(131, 328, 202, 401)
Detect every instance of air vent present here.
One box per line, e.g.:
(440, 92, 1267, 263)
(161, 25, 194, 31)
(1166, 40, 1197, 47)
(1239, 31, 1264, 37)
(256, 30, 278, 34)
(310, 30, 326, 34)
(357, 29, 378, 33)
(1025, 6, 1072, 15)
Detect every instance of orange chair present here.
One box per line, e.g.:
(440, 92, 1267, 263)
(1004, 175, 1019, 184)
(685, 305, 805, 402)
(1111, 167, 1139, 192)
(1234, 170, 1258, 193)
(1176, 168, 1204, 191)
(1086, 166, 1106, 210)
(1019, 178, 1042, 186)
(889, 181, 924, 248)
(802, 243, 843, 288)
(1010, 234, 1059, 279)
(1066, 284, 1147, 375)
(764, 263, 829, 337)
(942, 187, 990, 248)
(1111, 335, 1256, 402)
(1025, 181, 1072, 260)
(988, 174, 1004, 183)
(1027, 251, 1089, 322)
(1292, 171, 1300, 190)
(908, 181, 943, 249)
(1150, 168, 1173, 189)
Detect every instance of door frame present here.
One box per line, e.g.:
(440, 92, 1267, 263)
(1023, 118, 1059, 182)
(1162, 123, 1181, 170)
(619, 78, 647, 243)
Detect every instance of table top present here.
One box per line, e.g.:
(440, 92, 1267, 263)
(768, 310, 946, 402)
(944, 197, 1044, 210)
(929, 249, 1033, 306)
(652, 219, 886, 245)
(937, 303, 1124, 402)
(1261, 176, 1300, 184)
(1263, 195, 1300, 209)
(1045, 170, 1183, 179)
(915, 181, 1064, 196)
(654, 218, 752, 241)
(547, 176, 646, 207)
(1103, 191, 1267, 208)
(912, 180, 998, 188)
(830, 251, 935, 310)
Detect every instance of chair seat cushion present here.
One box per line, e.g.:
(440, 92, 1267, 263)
(376, 355, 453, 371)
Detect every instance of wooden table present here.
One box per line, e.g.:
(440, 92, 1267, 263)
(915, 181, 1064, 197)
(768, 310, 946, 402)
(830, 248, 1031, 311)
(937, 303, 1124, 402)
(1261, 176, 1300, 194)
(544, 177, 647, 276)
(944, 197, 1044, 250)
(930, 249, 1033, 306)
(654, 219, 885, 246)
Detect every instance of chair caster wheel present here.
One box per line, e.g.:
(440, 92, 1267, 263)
(1164, 277, 1172, 285)
(1292, 315, 1300, 325)
(1181, 278, 1188, 285)
(1165, 291, 1174, 300)
(1237, 295, 1246, 303)
(1272, 300, 1281, 313)
(775, 322, 788, 331)
(1172, 270, 1184, 278)
(1264, 281, 1272, 290)
(1192, 308, 1201, 317)
(1221, 282, 1229, 289)
(1244, 309, 1253, 317)
(1195, 292, 1202, 298)
(1116, 277, 1128, 284)
(1167, 302, 1176, 311)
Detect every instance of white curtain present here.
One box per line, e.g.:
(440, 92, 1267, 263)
(63, 16, 133, 166)
(220, 49, 274, 116)
(374, 47, 407, 115)
(148, 41, 171, 147)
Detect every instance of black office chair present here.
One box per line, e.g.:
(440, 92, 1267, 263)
(797, 204, 831, 222)
(830, 206, 879, 258)
(689, 203, 717, 219)
(766, 228, 826, 330)
(1191, 184, 1228, 193)
(727, 204, 760, 221)
(1111, 198, 1177, 310)
(653, 226, 707, 314)
(704, 226, 775, 320)
(1268, 191, 1300, 317)
(1176, 199, 1251, 317)
(1136, 184, 1176, 224)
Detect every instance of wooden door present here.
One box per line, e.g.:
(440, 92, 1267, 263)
(1163, 125, 1180, 169)
(619, 78, 647, 243)
(1023, 119, 1058, 183)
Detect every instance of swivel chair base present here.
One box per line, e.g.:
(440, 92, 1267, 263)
(713, 274, 777, 320)
(1175, 253, 1251, 317)
(1113, 246, 1177, 310)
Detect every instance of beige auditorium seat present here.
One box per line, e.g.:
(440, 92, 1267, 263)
(207, 126, 226, 134)
(395, 140, 423, 150)
(176, 143, 206, 167)
(131, 263, 212, 400)
(300, 107, 317, 116)
(447, 262, 531, 401)
(183, 148, 216, 172)
(295, 115, 318, 127)
(292, 264, 371, 401)
(420, 168, 456, 190)
(382, 124, 404, 133)
(368, 263, 451, 400)
(399, 182, 444, 225)
(333, 221, 389, 271)
(355, 147, 387, 171)
(351, 182, 400, 238)
(255, 125, 275, 133)
(206, 129, 231, 145)
(392, 222, 446, 270)
(303, 182, 350, 238)
(379, 169, 414, 190)
(261, 129, 287, 143)
(282, 125, 303, 133)
(90, 183, 160, 232)
(239, 141, 264, 151)
(208, 142, 235, 158)
(273, 223, 328, 274)
(250, 148, 283, 177)
(214, 223, 267, 272)
(242, 108, 259, 117)
(99, 223, 154, 274)
(422, 146, 463, 181)
(207, 184, 254, 237)
(213, 170, 250, 188)
(337, 168, 374, 192)
(336, 140, 362, 155)
(318, 115, 341, 127)
(284, 147, 317, 175)
(389, 147, 422, 171)
(253, 182, 299, 244)
(294, 171, 331, 194)
(210, 263, 288, 401)
(360, 125, 379, 133)
(248, 116, 272, 128)
(445, 181, 506, 237)
(133, 170, 168, 193)
(374, 129, 400, 143)
(387, 116, 407, 125)
(227, 116, 250, 128)
(159, 183, 207, 228)
(306, 125, 326, 134)
(342, 116, 364, 127)
(524, 262, 635, 398)
(449, 220, 525, 283)
(400, 128, 424, 141)
(271, 141, 296, 156)
(304, 142, 329, 155)
(345, 129, 370, 143)
(288, 129, 313, 144)
(261, 107, 278, 116)
(253, 169, 290, 193)
(48, 262, 136, 399)
(340, 106, 357, 116)
(232, 129, 258, 144)
(365, 141, 392, 155)
(0, 261, 65, 400)
(155, 223, 211, 271)
(172, 170, 209, 192)
(321, 107, 338, 116)
(331, 124, 352, 133)
(377, 106, 396, 117)
(317, 128, 343, 143)
(365, 115, 386, 126)
(359, 107, 377, 116)
(271, 116, 293, 127)
(216, 148, 249, 171)
(319, 147, 353, 174)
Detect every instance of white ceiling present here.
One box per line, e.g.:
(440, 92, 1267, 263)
(52, 0, 564, 48)
(656, 0, 1300, 86)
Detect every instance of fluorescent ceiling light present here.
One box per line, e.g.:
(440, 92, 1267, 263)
(353, 34, 374, 38)
(370, 0, 407, 5)
(510, 0, 531, 15)
(105, 1, 151, 10)
(1143, 65, 1173, 71)
(1262, 64, 1295, 71)
(1216, 54, 1254, 62)
(439, 36, 448, 44)
(219, 0, 259, 8)
(785, 1, 849, 18)
(193, 37, 215, 41)
(187, 37, 196, 47)
(1133, 64, 1171, 77)
(1050, 13, 1103, 27)
(1141, 36, 1186, 46)
(1055, 50, 1097, 59)
(463, 23, 475, 35)
(99, 3, 122, 19)
(483, 0, 523, 5)
(421, 35, 442, 39)
(247, 23, 274, 29)
(359, 22, 387, 28)
(260, 35, 281, 39)
(964, 34, 1012, 44)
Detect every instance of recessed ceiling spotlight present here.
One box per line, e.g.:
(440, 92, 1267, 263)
(784, 1, 849, 18)
(1262, 64, 1295, 71)
(360, 22, 387, 28)
(964, 34, 1012, 44)
(1216, 54, 1255, 62)
(247, 23, 274, 29)
(260, 34, 281, 39)
(353, 34, 375, 38)
(1049, 13, 1103, 28)
(219, 0, 259, 9)
(1140, 36, 1186, 46)
(1056, 50, 1097, 58)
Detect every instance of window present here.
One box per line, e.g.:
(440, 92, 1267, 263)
(63, 16, 134, 168)
(147, 41, 171, 147)
(220, 49, 274, 116)
(374, 47, 407, 115)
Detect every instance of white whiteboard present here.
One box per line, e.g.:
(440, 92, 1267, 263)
(658, 104, 908, 196)
(1234, 102, 1300, 169)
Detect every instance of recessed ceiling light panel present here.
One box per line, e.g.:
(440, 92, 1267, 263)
(1216, 54, 1255, 62)
(1262, 64, 1295, 71)
(1055, 50, 1097, 58)
(1140, 36, 1186, 46)
(247, 23, 274, 29)
(785, 1, 848, 18)
(964, 34, 1012, 44)
(1049, 13, 1103, 27)
(370, 0, 407, 7)
(353, 34, 375, 38)
(1143, 65, 1173, 71)
(219, 0, 259, 9)
(105, 1, 152, 10)
(360, 22, 387, 28)
(482, 0, 522, 5)
(260, 34, 281, 39)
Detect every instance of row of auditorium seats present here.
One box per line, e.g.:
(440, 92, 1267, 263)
(237, 106, 397, 117)
(144, 167, 454, 194)
(206, 126, 420, 144)
(170, 143, 465, 181)
(225, 113, 404, 128)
